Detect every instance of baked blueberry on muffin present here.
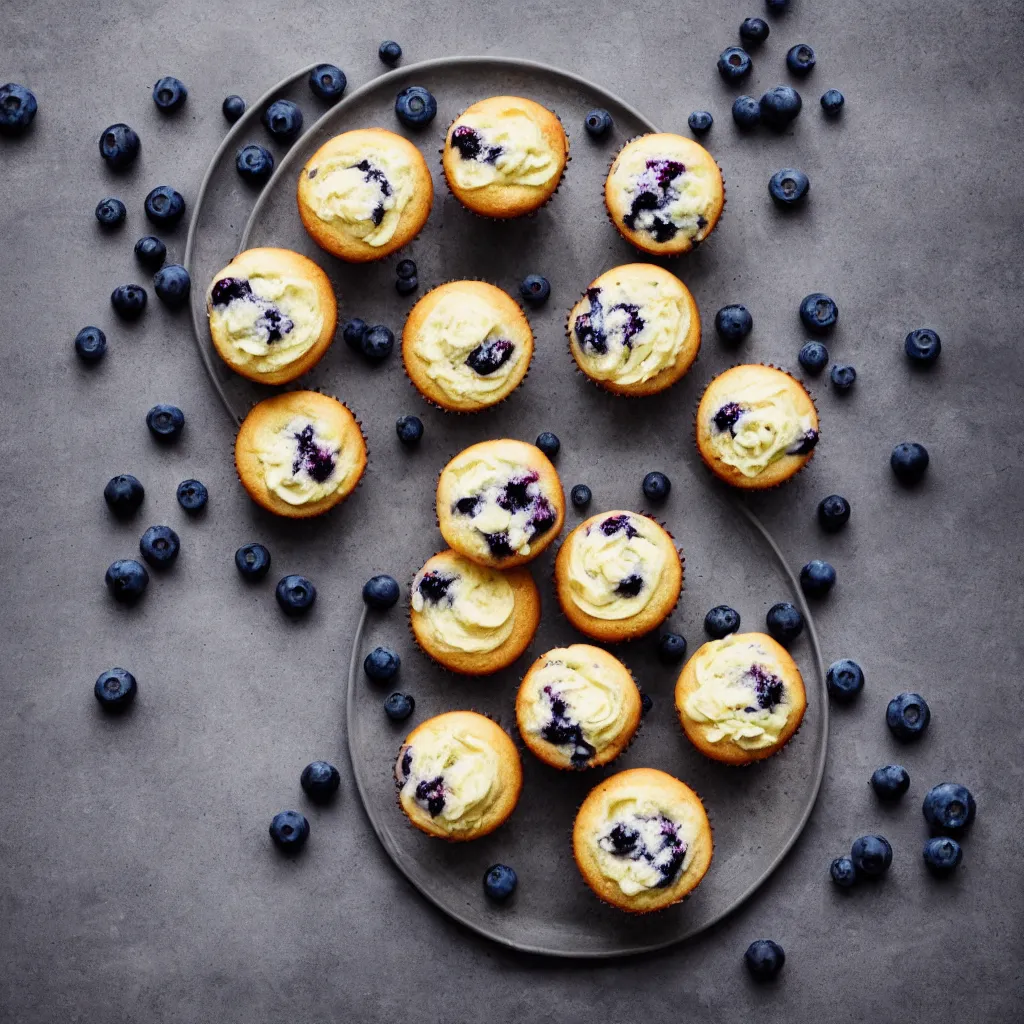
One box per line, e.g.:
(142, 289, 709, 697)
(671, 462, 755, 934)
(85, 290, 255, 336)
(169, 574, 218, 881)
(206, 248, 337, 385)
(442, 96, 569, 218)
(297, 128, 433, 262)
(567, 263, 701, 395)
(555, 511, 682, 643)
(436, 439, 565, 569)
(674, 632, 807, 765)
(395, 711, 523, 840)
(234, 391, 366, 518)
(516, 645, 641, 769)
(696, 364, 819, 489)
(410, 550, 541, 674)
(572, 767, 713, 913)
(605, 134, 724, 256)
(402, 281, 534, 411)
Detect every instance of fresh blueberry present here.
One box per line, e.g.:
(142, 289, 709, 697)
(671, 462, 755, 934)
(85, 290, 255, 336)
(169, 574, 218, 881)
(144, 185, 185, 229)
(766, 0, 789, 7)
(718, 47, 753, 81)
(94, 668, 138, 711)
(236, 144, 274, 185)
(104, 474, 144, 519)
(235, 542, 271, 580)
(760, 85, 802, 129)
(520, 274, 551, 306)
(830, 856, 857, 888)
(740, 17, 770, 43)
(769, 167, 809, 206)
(688, 110, 713, 134)
(830, 364, 856, 392)
(396, 258, 417, 279)
(744, 940, 785, 981)
(886, 692, 931, 741)
(396, 415, 424, 447)
(300, 761, 341, 802)
(105, 559, 149, 604)
(825, 659, 864, 702)
(146, 403, 184, 443)
(362, 574, 400, 609)
(820, 89, 845, 116)
(394, 85, 436, 128)
(922, 783, 976, 836)
(134, 235, 167, 270)
(310, 64, 347, 101)
(342, 318, 367, 351)
(276, 574, 316, 617)
(642, 471, 671, 501)
(799, 559, 836, 598)
(798, 340, 829, 374)
(640, 692, 654, 715)
(111, 284, 147, 320)
(395, 275, 418, 296)
(584, 108, 613, 138)
(871, 764, 910, 801)
(715, 304, 753, 344)
(658, 632, 688, 664)
(890, 442, 929, 485)
(904, 328, 941, 365)
(95, 197, 126, 229)
(379, 40, 402, 65)
(923, 837, 962, 877)
(269, 810, 310, 852)
(384, 692, 415, 721)
(732, 95, 761, 129)
(360, 324, 394, 363)
(364, 646, 400, 683)
(262, 99, 303, 142)
(786, 44, 816, 76)
(176, 479, 208, 513)
(153, 264, 191, 309)
(153, 76, 188, 112)
(139, 525, 180, 569)
(535, 432, 560, 458)
(705, 605, 741, 638)
(483, 864, 518, 901)
(98, 123, 140, 169)
(817, 494, 850, 531)
(570, 484, 592, 509)
(766, 601, 803, 644)
(0, 83, 38, 136)
(75, 326, 107, 364)
(222, 95, 246, 122)
(851, 834, 892, 878)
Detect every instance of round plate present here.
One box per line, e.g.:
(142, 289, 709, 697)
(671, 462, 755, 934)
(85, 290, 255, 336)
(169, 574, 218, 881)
(185, 57, 827, 957)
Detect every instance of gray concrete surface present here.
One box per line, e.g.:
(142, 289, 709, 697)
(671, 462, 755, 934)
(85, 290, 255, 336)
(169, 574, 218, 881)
(2, 0, 1022, 1020)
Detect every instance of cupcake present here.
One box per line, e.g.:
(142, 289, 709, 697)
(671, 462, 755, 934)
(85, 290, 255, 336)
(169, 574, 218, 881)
(605, 133, 724, 256)
(403, 281, 533, 412)
(297, 128, 433, 262)
(234, 391, 366, 518)
(206, 248, 337, 385)
(436, 439, 564, 569)
(395, 711, 523, 841)
(555, 511, 682, 643)
(442, 96, 568, 218)
(572, 767, 713, 913)
(516, 645, 641, 769)
(410, 550, 540, 675)
(695, 364, 819, 489)
(567, 263, 701, 396)
(674, 632, 807, 765)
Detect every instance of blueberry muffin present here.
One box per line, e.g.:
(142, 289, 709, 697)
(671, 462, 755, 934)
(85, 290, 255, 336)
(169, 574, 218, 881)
(567, 263, 701, 395)
(206, 248, 338, 385)
(696, 364, 819, 489)
(605, 134, 724, 256)
(297, 128, 433, 262)
(674, 632, 807, 765)
(410, 550, 541, 675)
(573, 767, 713, 913)
(555, 511, 682, 643)
(395, 711, 523, 841)
(403, 281, 534, 412)
(436, 439, 564, 569)
(442, 96, 568, 218)
(234, 391, 366, 518)
(516, 645, 641, 769)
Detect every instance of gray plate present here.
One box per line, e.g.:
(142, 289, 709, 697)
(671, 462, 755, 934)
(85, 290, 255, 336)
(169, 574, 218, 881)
(184, 56, 827, 958)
